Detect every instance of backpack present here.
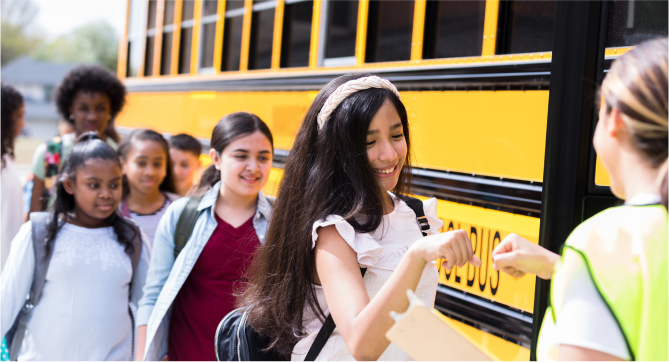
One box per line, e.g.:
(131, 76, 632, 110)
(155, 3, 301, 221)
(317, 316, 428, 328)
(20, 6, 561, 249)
(214, 195, 431, 361)
(172, 193, 275, 258)
(40, 137, 63, 211)
(5, 212, 143, 361)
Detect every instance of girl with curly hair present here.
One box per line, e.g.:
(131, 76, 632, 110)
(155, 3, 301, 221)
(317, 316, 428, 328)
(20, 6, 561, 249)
(29, 65, 127, 213)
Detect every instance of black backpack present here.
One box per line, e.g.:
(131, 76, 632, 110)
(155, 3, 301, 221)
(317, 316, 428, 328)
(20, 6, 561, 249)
(214, 195, 431, 361)
(4, 212, 143, 361)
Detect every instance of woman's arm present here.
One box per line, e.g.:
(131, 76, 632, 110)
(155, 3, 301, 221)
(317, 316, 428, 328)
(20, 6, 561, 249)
(29, 177, 45, 213)
(135, 325, 147, 361)
(315, 226, 480, 361)
(1, 223, 35, 338)
(491, 233, 559, 280)
(559, 344, 625, 361)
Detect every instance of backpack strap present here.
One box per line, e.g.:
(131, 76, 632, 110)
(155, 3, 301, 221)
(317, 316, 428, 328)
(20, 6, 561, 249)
(9, 212, 52, 360)
(173, 194, 205, 258)
(120, 219, 142, 296)
(304, 198, 430, 361)
(400, 195, 430, 237)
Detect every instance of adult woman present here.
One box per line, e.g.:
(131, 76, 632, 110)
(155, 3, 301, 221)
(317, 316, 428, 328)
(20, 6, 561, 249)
(492, 38, 667, 360)
(240, 74, 480, 360)
(29, 65, 126, 212)
(1, 84, 26, 271)
(137, 113, 275, 361)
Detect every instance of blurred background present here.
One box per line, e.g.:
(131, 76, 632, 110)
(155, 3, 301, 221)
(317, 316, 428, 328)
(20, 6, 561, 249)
(1, 0, 127, 180)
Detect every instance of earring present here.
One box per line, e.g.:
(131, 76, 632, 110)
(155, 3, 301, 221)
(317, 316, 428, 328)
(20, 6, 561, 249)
(69, 114, 74, 120)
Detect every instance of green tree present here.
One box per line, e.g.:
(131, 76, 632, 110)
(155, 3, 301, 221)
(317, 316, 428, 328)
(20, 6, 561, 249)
(34, 21, 119, 71)
(1, 0, 42, 65)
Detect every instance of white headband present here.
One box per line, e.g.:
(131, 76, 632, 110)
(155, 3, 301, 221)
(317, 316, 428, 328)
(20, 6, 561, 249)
(317, 76, 401, 130)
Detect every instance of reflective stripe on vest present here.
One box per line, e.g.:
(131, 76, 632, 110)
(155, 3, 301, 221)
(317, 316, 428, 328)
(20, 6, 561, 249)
(540, 205, 668, 361)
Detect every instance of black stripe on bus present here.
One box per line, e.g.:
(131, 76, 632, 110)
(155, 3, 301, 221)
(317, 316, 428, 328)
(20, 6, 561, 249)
(411, 168, 542, 218)
(124, 62, 551, 93)
(271, 149, 542, 217)
(435, 284, 534, 349)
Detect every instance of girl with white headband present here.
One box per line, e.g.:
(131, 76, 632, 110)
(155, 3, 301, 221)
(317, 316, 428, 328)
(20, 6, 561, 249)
(239, 73, 481, 360)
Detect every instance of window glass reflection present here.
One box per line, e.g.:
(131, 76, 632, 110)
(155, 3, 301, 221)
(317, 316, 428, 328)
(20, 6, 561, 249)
(423, 0, 485, 59)
(607, 0, 668, 47)
(281, 1, 313, 68)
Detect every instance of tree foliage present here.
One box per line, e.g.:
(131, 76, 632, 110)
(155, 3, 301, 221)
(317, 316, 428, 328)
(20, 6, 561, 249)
(34, 22, 119, 71)
(1, 0, 42, 65)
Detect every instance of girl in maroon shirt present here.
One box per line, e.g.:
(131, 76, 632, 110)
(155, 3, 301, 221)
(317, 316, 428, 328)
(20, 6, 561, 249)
(135, 113, 275, 361)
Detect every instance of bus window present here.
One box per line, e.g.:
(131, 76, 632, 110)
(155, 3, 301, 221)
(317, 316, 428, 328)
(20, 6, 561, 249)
(422, 0, 485, 59)
(365, 0, 414, 63)
(280, 0, 313, 68)
(145, 34, 156, 76)
(496, 0, 555, 54)
(161, 1, 176, 75)
(178, 1, 196, 74)
(126, 0, 148, 77)
(321, 0, 358, 67)
(144, 0, 157, 76)
(249, 1, 276, 70)
(607, 0, 668, 47)
(199, 1, 219, 73)
(161, 31, 173, 75)
(221, 4, 245, 71)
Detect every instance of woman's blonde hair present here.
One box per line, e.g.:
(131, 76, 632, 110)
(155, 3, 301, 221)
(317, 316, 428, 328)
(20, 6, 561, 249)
(601, 38, 668, 207)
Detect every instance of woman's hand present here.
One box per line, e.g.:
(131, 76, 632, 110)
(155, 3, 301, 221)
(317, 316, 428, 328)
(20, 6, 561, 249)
(410, 230, 482, 270)
(135, 325, 147, 361)
(491, 233, 559, 280)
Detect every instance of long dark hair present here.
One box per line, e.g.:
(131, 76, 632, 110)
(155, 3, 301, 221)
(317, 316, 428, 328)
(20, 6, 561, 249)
(117, 129, 177, 197)
(197, 112, 273, 193)
(239, 73, 412, 357)
(45, 132, 135, 255)
(1, 84, 24, 167)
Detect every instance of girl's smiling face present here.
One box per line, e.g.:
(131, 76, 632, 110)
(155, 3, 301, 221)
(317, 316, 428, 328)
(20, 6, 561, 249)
(121, 139, 168, 196)
(366, 99, 408, 193)
(63, 159, 122, 227)
(209, 131, 273, 198)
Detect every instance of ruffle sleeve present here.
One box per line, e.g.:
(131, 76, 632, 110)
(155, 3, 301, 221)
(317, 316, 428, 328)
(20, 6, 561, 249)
(422, 197, 443, 234)
(312, 215, 383, 268)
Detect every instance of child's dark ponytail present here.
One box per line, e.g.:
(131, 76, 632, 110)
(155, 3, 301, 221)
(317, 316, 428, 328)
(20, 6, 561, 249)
(195, 112, 273, 193)
(44, 132, 136, 256)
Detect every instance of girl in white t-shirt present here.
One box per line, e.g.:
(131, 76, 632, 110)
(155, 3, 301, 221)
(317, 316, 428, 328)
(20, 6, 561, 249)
(1, 133, 151, 360)
(1, 84, 26, 272)
(238, 74, 482, 360)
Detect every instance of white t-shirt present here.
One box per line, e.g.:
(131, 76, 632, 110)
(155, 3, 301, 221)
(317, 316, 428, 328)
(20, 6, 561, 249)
(538, 194, 661, 360)
(292, 195, 442, 361)
(1, 155, 24, 272)
(0, 222, 151, 361)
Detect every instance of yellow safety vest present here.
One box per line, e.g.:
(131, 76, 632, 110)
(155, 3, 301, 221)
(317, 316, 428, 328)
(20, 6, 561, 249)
(538, 204, 668, 361)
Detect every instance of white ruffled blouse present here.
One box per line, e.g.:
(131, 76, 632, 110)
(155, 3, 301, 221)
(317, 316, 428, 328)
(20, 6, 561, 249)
(292, 195, 443, 361)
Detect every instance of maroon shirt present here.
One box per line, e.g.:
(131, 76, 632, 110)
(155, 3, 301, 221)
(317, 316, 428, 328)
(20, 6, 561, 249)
(168, 214, 259, 361)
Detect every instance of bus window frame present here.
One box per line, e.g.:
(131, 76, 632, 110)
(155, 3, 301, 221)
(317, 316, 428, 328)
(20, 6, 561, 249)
(124, 0, 150, 78)
(247, 0, 279, 71)
(198, 5, 219, 74)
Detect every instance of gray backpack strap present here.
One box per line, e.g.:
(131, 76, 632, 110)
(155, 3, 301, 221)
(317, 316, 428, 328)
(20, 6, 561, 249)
(173, 195, 205, 258)
(9, 212, 52, 360)
(120, 219, 142, 296)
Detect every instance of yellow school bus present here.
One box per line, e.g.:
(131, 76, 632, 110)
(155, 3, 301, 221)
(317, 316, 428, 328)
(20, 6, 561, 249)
(116, 0, 667, 359)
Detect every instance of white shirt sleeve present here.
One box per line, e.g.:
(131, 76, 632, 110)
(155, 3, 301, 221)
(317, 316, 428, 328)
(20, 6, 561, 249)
(553, 254, 632, 360)
(1, 222, 35, 337)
